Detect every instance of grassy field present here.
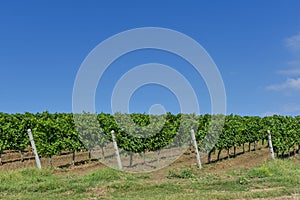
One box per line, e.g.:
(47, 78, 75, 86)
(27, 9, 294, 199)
(0, 156, 299, 200)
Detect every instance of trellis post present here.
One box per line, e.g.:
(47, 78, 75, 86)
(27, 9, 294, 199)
(28, 129, 42, 169)
(111, 130, 122, 170)
(191, 129, 202, 169)
(267, 130, 275, 159)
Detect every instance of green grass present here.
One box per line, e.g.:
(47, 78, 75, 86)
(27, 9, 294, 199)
(0, 159, 299, 200)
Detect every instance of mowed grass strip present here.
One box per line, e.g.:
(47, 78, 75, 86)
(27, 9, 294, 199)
(0, 159, 299, 200)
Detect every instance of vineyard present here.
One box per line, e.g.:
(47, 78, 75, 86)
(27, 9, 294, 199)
(0, 112, 300, 168)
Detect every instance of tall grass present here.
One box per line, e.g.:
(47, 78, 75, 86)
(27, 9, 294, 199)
(0, 158, 299, 200)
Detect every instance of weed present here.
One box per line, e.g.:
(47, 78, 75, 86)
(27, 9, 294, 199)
(167, 169, 195, 179)
(238, 176, 250, 185)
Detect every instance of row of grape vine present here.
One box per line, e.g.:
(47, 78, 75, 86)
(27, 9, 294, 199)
(0, 112, 299, 166)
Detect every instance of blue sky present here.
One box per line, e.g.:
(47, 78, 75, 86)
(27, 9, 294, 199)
(1, 1, 300, 116)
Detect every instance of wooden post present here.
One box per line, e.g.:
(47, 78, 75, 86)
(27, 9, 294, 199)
(111, 130, 122, 170)
(101, 145, 105, 159)
(233, 146, 237, 157)
(267, 130, 275, 159)
(217, 149, 222, 161)
(28, 129, 42, 169)
(20, 150, 24, 162)
(88, 150, 91, 161)
(248, 142, 251, 152)
(190, 129, 202, 169)
(72, 152, 75, 166)
(129, 152, 133, 167)
(227, 148, 230, 159)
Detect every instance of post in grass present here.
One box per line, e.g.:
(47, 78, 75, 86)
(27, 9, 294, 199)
(267, 130, 275, 159)
(111, 130, 122, 170)
(28, 129, 42, 169)
(191, 129, 202, 169)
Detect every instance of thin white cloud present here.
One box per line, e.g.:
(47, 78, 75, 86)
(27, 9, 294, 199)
(281, 104, 300, 114)
(285, 33, 300, 50)
(263, 104, 300, 116)
(276, 69, 300, 75)
(262, 111, 279, 117)
(266, 77, 300, 91)
(287, 60, 300, 66)
(278, 34, 300, 76)
(266, 33, 300, 95)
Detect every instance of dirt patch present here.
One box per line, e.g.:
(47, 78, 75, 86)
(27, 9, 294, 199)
(251, 194, 300, 200)
(54, 162, 105, 176)
(85, 185, 113, 199)
(0, 150, 104, 172)
(250, 187, 283, 192)
(1, 142, 299, 179)
(148, 143, 274, 180)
